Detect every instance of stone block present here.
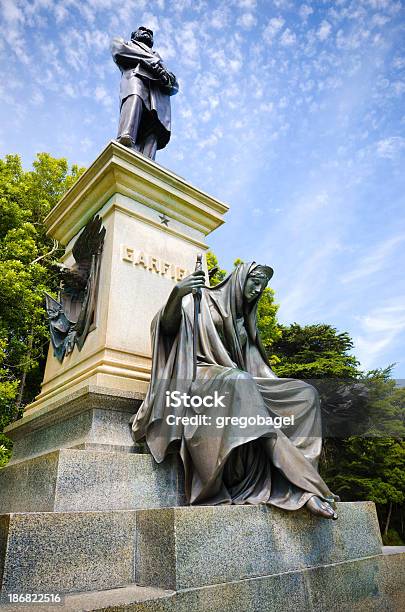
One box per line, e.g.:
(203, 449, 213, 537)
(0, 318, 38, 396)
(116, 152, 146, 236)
(135, 502, 383, 590)
(0, 504, 403, 611)
(1, 552, 404, 611)
(0, 449, 185, 513)
(0, 511, 137, 599)
(134, 552, 405, 612)
(5, 386, 141, 465)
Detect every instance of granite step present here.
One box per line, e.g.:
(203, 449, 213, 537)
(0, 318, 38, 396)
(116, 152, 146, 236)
(134, 501, 384, 591)
(0, 510, 138, 598)
(0, 503, 389, 604)
(0, 584, 174, 612)
(1, 553, 404, 612)
(0, 448, 185, 513)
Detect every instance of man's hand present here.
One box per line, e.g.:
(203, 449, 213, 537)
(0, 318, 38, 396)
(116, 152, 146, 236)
(174, 270, 206, 299)
(151, 63, 171, 84)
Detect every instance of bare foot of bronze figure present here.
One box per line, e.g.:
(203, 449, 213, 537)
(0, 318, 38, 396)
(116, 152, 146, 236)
(306, 496, 338, 520)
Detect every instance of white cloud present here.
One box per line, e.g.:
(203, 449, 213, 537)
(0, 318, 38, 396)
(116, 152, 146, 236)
(299, 4, 313, 21)
(32, 90, 44, 105)
(80, 136, 93, 151)
(263, 17, 285, 44)
(354, 301, 405, 370)
(54, 3, 68, 23)
(238, 0, 256, 7)
(198, 127, 223, 149)
(317, 20, 332, 41)
(237, 13, 257, 29)
(273, 0, 292, 7)
(259, 102, 274, 112)
(177, 20, 200, 68)
(95, 86, 107, 101)
(360, 305, 405, 333)
(392, 56, 405, 69)
(83, 29, 109, 53)
(277, 238, 343, 322)
(376, 136, 405, 159)
(336, 28, 370, 50)
(367, 0, 401, 12)
(341, 234, 405, 284)
(1, 0, 25, 24)
(371, 13, 391, 27)
(229, 58, 242, 72)
(140, 12, 160, 32)
(280, 28, 297, 46)
(211, 8, 229, 29)
(63, 83, 76, 97)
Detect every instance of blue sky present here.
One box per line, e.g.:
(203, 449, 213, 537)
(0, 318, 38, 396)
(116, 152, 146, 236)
(0, 0, 404, 376)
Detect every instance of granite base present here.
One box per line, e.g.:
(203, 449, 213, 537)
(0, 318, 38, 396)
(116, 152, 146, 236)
(0, 449, 185, 513)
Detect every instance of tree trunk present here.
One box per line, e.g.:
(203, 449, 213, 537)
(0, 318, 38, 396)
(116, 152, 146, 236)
(384, 501, 393, 537)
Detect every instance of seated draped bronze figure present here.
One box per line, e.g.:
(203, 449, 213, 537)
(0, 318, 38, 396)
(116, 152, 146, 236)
(131, 262, 338, 520)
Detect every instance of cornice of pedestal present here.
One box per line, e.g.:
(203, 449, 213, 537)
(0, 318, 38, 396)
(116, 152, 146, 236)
(44, 140, 229, 245)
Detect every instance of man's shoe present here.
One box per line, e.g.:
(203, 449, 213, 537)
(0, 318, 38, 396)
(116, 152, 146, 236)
(117, 135, 134, 147)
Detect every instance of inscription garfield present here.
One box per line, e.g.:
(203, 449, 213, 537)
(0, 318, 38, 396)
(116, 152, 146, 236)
(121, 245, 190, 282)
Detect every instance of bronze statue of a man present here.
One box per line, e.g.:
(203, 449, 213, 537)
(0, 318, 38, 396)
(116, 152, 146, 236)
(111, 27, 178, 160)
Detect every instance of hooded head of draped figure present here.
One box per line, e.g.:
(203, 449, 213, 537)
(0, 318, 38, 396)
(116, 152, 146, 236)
(243, 264, 274, 303)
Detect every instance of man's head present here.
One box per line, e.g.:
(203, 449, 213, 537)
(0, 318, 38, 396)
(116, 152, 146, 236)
(131, 27, 154, 48)
(243, 264, 274, 303)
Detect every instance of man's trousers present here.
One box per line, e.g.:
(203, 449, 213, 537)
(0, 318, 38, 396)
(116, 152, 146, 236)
(117, 94, 158, 160)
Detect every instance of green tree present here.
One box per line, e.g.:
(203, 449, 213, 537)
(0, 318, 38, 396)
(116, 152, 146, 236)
(319, 367, 405, 543)
(322, 435, 405, 543)
(257, 288, 282, 365)
(0, 336, 19, 466)
(272, 323, 360, 378)
(0, 153, 84, 465)
(206, 251, 227, 286)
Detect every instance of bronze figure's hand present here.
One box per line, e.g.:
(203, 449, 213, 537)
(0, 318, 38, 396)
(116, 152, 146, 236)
(152, 64, 170, 85)
(175, 270, 206, 298)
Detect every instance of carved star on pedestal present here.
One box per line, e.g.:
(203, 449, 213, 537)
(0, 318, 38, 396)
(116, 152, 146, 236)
(159, 214, 170, 226)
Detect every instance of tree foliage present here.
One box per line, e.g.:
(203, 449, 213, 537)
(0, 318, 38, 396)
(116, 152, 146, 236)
(272, 323, 360, 379)
(324, 436, 405, 506)
(256, 288, 282, 364)
(0, 153, 84, 464)
(206, 251, 227, 286)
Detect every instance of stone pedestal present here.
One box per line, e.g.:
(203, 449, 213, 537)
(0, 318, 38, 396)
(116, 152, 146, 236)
(0, 503, 404, 611)
(4, 140, 228, 450)
(3, 386, 140, 466)
(2, 141, 228, 485)
(0, 449, 185, 514)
